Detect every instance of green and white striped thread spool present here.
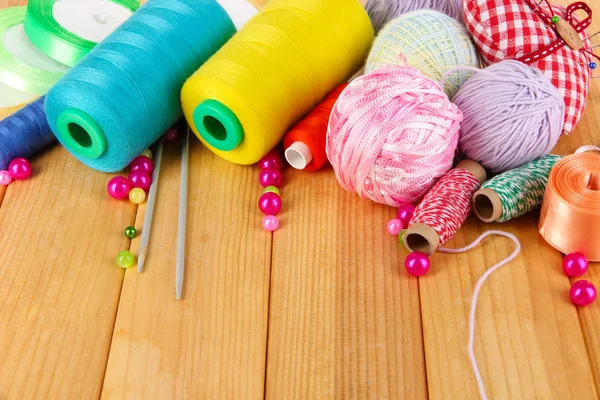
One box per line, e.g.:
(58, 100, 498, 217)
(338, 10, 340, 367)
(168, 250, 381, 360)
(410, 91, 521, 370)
(473, 155, 561, 223)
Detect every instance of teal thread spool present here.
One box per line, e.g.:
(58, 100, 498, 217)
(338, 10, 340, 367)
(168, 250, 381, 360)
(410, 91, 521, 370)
(45, 0, 243, 172)
(473, 155, 561, 223)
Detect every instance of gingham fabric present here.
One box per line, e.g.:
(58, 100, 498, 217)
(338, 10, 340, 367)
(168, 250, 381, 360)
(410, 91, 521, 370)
(464, 0, 592, 133)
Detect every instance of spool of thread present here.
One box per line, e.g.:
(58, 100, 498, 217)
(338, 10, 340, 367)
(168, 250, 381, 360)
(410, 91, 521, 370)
(453, 60, 565, 174)
(24, 0, 140, 67)
(46, 0, 253, 172)
(0, 7, 69, 95)
(539, 151, 600, 261)
(365, 10, 478, 99)
(0, 97, 54, 170)
(283, 84, 347, 171)
(473, 155, 561, 223)
(403, 160, 487, 255)
(365, 0, 463, 32)
(181, 0, 374, 165)
(326, 65, 462, 207)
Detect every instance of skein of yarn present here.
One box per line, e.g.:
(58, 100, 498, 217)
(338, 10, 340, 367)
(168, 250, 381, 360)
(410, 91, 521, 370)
(365, 0, 463, 32)
(403, 160, 487, 255)
(473, 155, 561, 223)
(46, 0, 254, 172)
(453, 60, 565, 174)
(366, 10, 479, 98)
(284, 84, 347, 171)
(326, 65, 462, 207)
(539, 151, 600, 261)
(181, 0, 374, 165)
(0, 97, 54, 170)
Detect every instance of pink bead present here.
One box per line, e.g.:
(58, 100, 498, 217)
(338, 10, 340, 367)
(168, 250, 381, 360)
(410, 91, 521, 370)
(387, 218, 404, 235)
(8, 158, 32, 180)
(258, 192, 282, 215)
(107, 176, 131, 199)
(129, 170, 152, 191)
(397, 203, 416, 226)
(262, 215, 279, 231)
(405, 251, 430, 277)
(563, 252, 588, 277)
(0, 170, 12, 186)
(164, 128, 178, 142)
(259, 151, 283, 170)
(259, 168, 282, 188)
(570, 280, 597, 307)
(130, 156, 154, 174)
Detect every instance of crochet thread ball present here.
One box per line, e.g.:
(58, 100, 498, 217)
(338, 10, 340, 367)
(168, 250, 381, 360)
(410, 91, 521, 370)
(366, 10, 479, 99)
(365, 0, 463, 32)
(454, 60, 564, 173)
(326, 65, 462, 207)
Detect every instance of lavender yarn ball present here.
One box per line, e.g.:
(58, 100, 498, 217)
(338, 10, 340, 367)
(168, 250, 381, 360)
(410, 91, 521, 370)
(366, 0, 463, 32)
(454, 60, 565, 173)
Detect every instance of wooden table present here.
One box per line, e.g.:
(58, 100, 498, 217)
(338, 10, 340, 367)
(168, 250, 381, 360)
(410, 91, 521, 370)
(1, 0, 599, 398)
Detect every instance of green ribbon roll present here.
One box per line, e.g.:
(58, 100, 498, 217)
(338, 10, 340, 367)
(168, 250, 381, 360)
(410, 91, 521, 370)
(0, 7, 68, 95)
(24, 0, 140, 67)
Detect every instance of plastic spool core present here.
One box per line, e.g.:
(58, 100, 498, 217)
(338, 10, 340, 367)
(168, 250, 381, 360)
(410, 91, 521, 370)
(285, 141, 313, 170)
(193, 99, 243, 151)
(473, 188, 503, 223)
(57, 108, 107, 159)
(403, 223, 440, 256)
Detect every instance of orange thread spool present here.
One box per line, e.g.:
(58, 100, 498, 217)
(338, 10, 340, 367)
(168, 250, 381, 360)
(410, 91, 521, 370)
(284, 83, 347, 171)
(539, 151, 600, 261)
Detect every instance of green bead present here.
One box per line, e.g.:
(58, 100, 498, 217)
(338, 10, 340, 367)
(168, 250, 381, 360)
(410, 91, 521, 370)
(263, 186, 280, 195)
(124, 226, 137, 239)
(552, 15, 560, 24)
(398, 230, 407, 246)
(116, 250, 135, 269)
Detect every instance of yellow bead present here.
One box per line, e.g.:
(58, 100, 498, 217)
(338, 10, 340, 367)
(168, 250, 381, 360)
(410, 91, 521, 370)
(140, 149, 153, 159)
(129, 187, 146, 204)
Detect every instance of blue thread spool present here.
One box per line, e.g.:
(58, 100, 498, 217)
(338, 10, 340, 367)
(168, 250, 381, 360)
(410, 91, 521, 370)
(45, 0, 238, 172)
(0, 97, 55, 170)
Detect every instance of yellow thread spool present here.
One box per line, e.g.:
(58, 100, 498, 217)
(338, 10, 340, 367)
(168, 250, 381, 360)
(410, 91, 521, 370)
(181, 0, 374, 165)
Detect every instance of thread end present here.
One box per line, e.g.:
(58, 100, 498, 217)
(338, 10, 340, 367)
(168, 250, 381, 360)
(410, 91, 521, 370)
(403, 223, 440, 256)
(473, 188, 503, 223)
(56, 108, 106, 159)
(193, 100, 243, 151)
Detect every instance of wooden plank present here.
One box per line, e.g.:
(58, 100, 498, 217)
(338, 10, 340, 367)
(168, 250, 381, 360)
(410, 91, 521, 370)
(0, 144, 136, 398)
(265, 168, 427, 399)
(101, 140, 271, 399)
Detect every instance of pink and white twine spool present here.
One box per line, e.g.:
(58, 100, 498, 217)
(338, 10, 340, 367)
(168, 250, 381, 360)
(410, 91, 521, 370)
(326, 65, 462, 207)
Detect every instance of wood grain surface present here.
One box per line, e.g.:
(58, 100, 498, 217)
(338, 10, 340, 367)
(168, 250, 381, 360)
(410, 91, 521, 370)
(0, 0, 599, 398)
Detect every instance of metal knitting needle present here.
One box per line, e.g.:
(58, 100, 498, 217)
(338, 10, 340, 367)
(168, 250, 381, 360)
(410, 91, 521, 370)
(138, 139, 164, 272)
(176, 127, 190, 300)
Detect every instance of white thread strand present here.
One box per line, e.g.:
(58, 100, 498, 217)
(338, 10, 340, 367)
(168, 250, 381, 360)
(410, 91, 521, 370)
(438, 230, 522, 400)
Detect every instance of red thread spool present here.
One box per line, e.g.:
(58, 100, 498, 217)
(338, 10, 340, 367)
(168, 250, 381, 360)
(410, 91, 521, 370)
(284, 84, 348, 171)
(403, 160, 487, 255)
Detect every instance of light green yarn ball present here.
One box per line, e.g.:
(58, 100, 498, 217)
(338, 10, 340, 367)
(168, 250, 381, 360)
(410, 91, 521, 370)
(365, 10, 479, 99)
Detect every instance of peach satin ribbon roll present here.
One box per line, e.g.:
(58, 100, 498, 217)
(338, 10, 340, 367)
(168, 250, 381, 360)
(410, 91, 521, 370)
(539, 151, 600, 261)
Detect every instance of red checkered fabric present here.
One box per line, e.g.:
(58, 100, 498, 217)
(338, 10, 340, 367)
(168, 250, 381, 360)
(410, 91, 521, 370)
(464, 0, 592, 133)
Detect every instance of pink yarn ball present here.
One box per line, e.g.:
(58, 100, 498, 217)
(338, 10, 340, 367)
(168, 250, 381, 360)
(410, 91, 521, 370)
(397, 203, 416, 226)
(130, 156, 154, 174)
(129, 171, 152, 191)
(259, 151, 283, 170)
(258, 192, 282, 215)
(259, 168, 282, 188)
(387, 218, 404, 235)
(107, 176, 131, 199)
(0, 170, 12, 186)
(262, 215, 279, 231)
(405, 251, 430, 276)
(326, 66, 461, 207)
(570, 280, 597, 307)
(563, 252, 588, 277)
(8, 158, 32, 180)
